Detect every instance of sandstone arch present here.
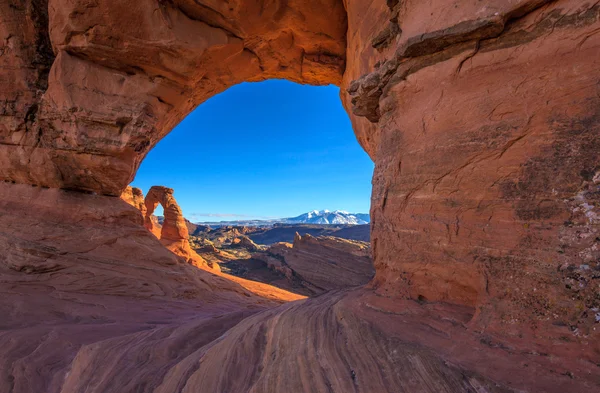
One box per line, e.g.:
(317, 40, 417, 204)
(140, 185, 220, 270)
(1, 0, 347, 195)
(1, 0, 600, 391)
(144, 186, 188, 242)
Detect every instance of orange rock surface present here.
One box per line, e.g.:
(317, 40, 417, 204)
(120, 186, 146, 220)
(346, 0, 600, 332)
(0, 0, 599, 391)
(121, 185, 303, 301)
(255, 234, 374, 295)
(134, 185, 218, 271)
(0, 0, 346, 195)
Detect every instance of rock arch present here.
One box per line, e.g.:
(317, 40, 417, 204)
(144, 186, 187, 243)
(3, 0, 600, 318)
(1, 0, 347, 195)
(143, 185, 220, 270)
(1, 0, 600, 390)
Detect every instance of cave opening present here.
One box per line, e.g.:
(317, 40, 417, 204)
(130, 80, 375, 296)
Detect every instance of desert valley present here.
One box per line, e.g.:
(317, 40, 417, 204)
(125, 185, 374, 296)
(1, 0, 600, 392)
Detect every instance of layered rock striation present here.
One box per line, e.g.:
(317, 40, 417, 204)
(255, 234, 374, 295)
(0, 0, 599, 391)
(0, 0, 347, 195)
(345, 0, 600, 335)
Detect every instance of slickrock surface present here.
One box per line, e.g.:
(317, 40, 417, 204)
(0, 0, 599, 391)
(0, 182, 304, 392)
(255, 234, 374, 295)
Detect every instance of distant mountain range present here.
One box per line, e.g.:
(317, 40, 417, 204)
(195, 210, 370, 227)
(285, 210, 369, 225)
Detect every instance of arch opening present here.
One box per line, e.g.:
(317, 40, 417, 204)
(0, 0, 350, 196)
(131, 80, 375, 296)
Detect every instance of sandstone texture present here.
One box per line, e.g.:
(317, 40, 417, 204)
(190, 230, 373, 297)
(0, 182, 305, 392)
(255, 234, 374, 295)
(346, 0, 600, 335)
(0, 0, 346, 195)
(120, 185, 146, 221)
(144, 186, 188, 241)
(137, 185, 217, 270)
(1, 0, 599, 392)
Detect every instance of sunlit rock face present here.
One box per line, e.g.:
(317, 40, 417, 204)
(144, 186, 188, 242)
(0, 0, 347, 195)
(123, 185, 220, 271)
(120, 186, 146, 224)
(0, 0, 599, 392)
(344, 0, 600, 337)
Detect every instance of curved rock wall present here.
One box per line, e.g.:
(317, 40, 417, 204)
(137, 185, 221, 271)
(256, 234, 374, 294)
(345, 0, 600, 331)
(0, 0, 347, 195)
(1, 0, 600, 391)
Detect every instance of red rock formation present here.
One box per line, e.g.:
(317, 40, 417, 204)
(144, 186, 187, 241)
(0, 0, 346, 195)
(345, 0, 600, 334)
(257, 244, 296, 280)
(119, 186, 146, 224)
(135, 185, 219, 271)
(255, 234, 374, 295)
(184, 218, 198, 235)
(0, 0, 599, 391)
(235, 235, 262, 252)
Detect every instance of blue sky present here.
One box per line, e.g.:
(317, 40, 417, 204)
(131, 80, 374, 222)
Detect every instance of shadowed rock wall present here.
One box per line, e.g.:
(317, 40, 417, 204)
(1, 0, 600, 391)
(344, 0, 600, 337)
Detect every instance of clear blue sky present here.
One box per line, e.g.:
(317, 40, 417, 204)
(131, 80, 374, 222)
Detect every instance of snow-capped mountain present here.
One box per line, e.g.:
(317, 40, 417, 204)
(196, 210, 370, 226)
(283, 210, 369, 225)
(194, 210, 370, 226)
